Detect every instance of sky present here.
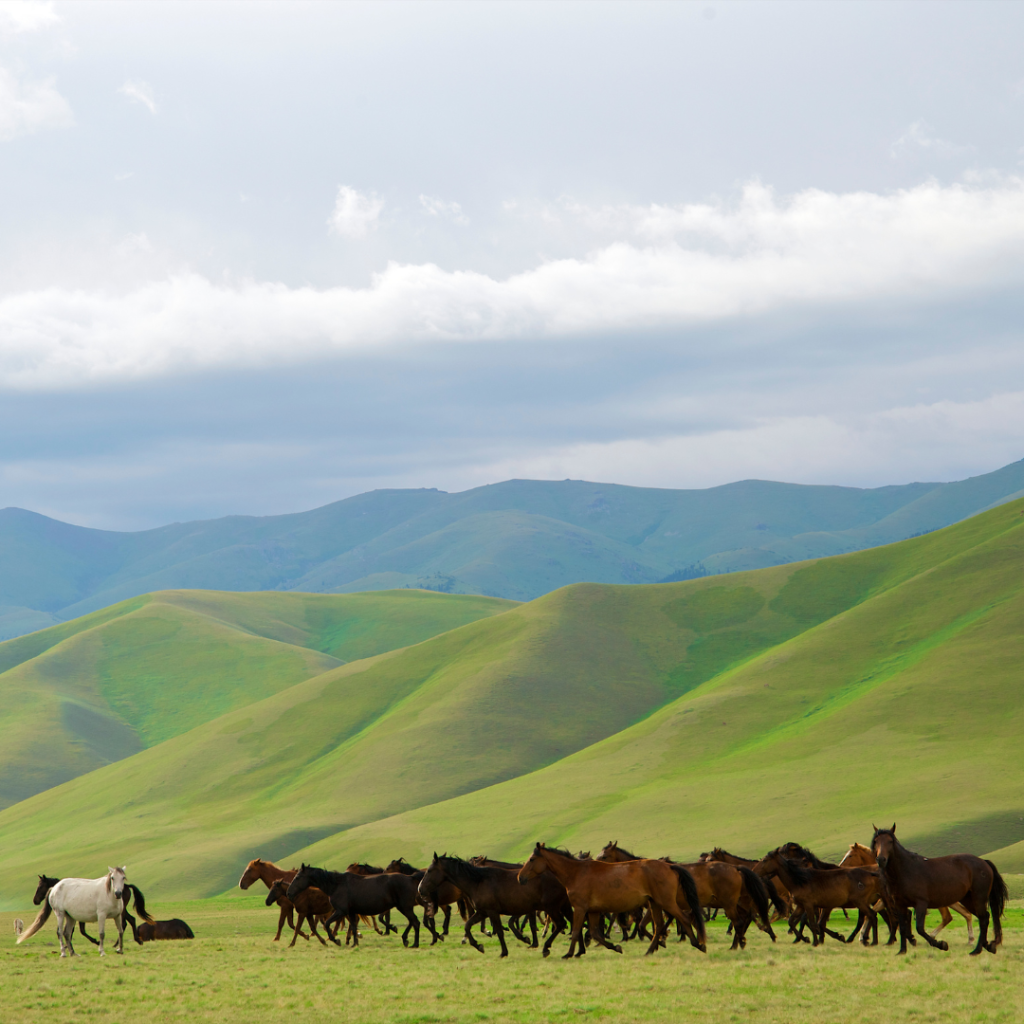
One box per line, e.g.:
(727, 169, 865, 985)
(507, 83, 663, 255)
(2, 0, 1024, 530)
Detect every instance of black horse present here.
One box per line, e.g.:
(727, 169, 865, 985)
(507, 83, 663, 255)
(287, 865, 433, 947)
(32, 874, 152, 946)
(872, 824, 1007, 956)
(418, 853, 572, 958)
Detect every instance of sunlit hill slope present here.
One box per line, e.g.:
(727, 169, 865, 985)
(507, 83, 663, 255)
(0, 498, 1022, 906)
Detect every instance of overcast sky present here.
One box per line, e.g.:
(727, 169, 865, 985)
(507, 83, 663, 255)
(2, 0, 1024, 529)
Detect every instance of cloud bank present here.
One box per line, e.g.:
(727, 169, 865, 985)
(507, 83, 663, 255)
(0, 64, 72, 141)
(3, 179, 1024, 390)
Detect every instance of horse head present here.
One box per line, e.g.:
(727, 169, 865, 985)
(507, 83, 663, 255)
(416, 854, 446, 915)
(107, 866, 126, 901)
(871, 824, 897, 869)
(238, 858, 264, 890)
(517, 843, 548, 884)
(32, 875, 57, 905)
(286, 864, 313, 901)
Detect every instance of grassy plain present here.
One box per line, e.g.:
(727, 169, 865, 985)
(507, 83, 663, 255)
(2, 899, 1024, 1024)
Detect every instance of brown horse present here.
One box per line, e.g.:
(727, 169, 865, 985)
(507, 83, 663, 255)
(266, 878, 338, 948)
(710, 848, 793, 922)
(239, 858, 308, 941)
(599, 841, 779, 950)
(519, 844, 706, 958)
(871, 825, 1006, 956)
(418, 853, 571, 957)
(841, 842, 974, 944)
(137, 919, 194, 941)
(757, 847, 883, 946)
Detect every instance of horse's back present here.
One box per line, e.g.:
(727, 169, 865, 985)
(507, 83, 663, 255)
(49, 876, 121, 921)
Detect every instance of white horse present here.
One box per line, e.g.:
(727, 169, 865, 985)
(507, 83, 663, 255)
(18, 867, 128, 956)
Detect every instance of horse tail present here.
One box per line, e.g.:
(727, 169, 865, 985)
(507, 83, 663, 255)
(128, 884, 155, 923)
(669, 864, 706, 947)
(985, 861, 1007, 946)
(16, 900, 52, 943)
(739, 867, 773, 931)
(762, 876, 788, 917)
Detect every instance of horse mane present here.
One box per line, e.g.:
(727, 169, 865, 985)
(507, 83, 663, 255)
(349, 862, 384, 874)
(298, 865, 344, 888)
(782, 842, 838, 870)
(712, 847, 748, 861)
(541, 845, 579, 861)
(603, 841, 641, 860)
(780, 856, 814, 886)
(438, 855, 491, 883)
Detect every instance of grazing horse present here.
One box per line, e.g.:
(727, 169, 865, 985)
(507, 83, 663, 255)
(757, 848, 882, 946)
(266, 878, 338, 948)
(239, 858, 306, 942)
(519, 844, 706, 959)
(418, 853, 571, 958)
(599, 841, 779, 950)
(18, 867, 129, 957)
(138, 919, 194, 941)
(841, 842, 974, 944)
(287, 865, 430, 947)
(871, 824, 1007, 956)
(31, 874, 152, 947)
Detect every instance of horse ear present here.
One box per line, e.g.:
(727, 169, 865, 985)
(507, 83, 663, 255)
(871, 823, 877, 832)
(890, 823, 896, 833)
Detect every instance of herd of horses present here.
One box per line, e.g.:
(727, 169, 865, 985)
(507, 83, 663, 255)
(239, 824, 1009, 960)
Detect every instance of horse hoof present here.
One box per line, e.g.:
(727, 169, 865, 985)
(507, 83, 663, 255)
(542, 949, 551, 959)
(938, 941, 948, 952)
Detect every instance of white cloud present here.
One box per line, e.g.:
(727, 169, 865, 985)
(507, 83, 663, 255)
(3, 179, 1024, 390)
(119, 79, 157, 115)
(890, 119, 972, 160)
(0, 1, 59, 35)
(419, 194, 469, 225)
(328, 185, 384, 239)
(0, 64, 72, 141)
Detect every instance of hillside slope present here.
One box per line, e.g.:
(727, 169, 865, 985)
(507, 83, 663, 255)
(3, 498, 1023, 905)
(2, 460, 1023, 638)
(293, 498, 1024, 871)
(0, 589, 512, 809)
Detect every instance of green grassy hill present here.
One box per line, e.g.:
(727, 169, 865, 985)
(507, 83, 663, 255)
(3, 461, 1024, 638)
(0, 498, 1022, 908)
(0, 589, 512, 810)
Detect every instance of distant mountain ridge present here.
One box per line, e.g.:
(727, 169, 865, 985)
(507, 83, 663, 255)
(1, 459, 1023, 640)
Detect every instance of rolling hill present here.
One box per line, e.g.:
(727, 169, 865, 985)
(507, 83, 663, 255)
(0, 589, 513, 810)
(2, 459, 1024, 640)
(0, 496, 1022, 907)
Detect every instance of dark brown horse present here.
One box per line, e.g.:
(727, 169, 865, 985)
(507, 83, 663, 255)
(519, 844, 705, 958)
(871, 825, 1007, 956)
(386, 858, 462, 939)
(710, 848, 793, 922)
(32, 874, 152, 946)
(599, 842, 779, 949)
(418, 853, 571, 958)
(757, 847, 882, 946)
(266, 878, 338, 948)
(288, 865, 430, 947)
(137, 919, 194, 941)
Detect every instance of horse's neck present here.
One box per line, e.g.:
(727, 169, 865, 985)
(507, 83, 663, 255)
(539, 853, 579, 882)
(260, 862, 294, 886)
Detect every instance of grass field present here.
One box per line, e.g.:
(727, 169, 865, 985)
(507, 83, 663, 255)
(2, 898, 1024, 1024)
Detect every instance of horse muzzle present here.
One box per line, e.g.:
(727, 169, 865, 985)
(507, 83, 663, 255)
(114, 890, 124, 901)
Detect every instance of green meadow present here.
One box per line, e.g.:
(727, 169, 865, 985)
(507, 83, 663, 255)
(1, 496, 1023, 910)
(3, 899, 1024, 1024)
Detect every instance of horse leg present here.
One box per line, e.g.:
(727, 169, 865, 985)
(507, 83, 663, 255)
(528, 911, 538, 948)
(274, 906, 288, 941)
(55, 910, 69, 957)
(562, 907, 587, 960)
(442, 904, 452, 937)
(78, 921, 101, 946)
(489, 915, 509, 958)
(464, 910, 487, 953)
(914, 904, 948, 951)
(113, 909, 125, 954)
(730, 907, 752, 951)
(642, 904, 665, 956)
(97, 912, 107, 957)
(122, 908, 140, 945)
(970, 902, 991, 956)
(541, 911, 567, 958)
(846, 909, 867, 944)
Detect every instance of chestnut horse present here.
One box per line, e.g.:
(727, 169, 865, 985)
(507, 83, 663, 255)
(239, 858, 306, 941)
(871, 825, 1006, 956)
(841, 841, 974, 944)
(519, 844, 705, 959)
(266, 878, 338, 948)
(599, 841, 779, 950)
